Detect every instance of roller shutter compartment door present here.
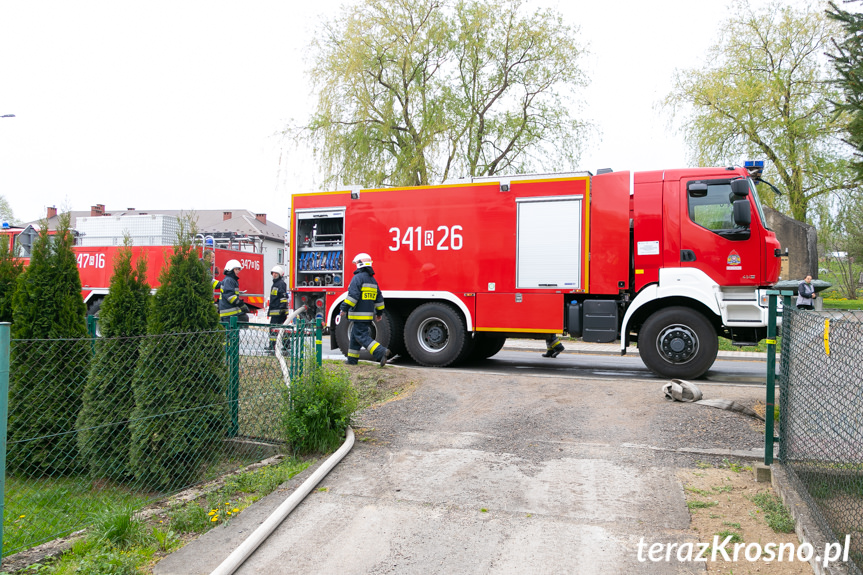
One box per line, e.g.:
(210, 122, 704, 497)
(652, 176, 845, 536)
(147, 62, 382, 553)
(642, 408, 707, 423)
(516, 196, 582, 289)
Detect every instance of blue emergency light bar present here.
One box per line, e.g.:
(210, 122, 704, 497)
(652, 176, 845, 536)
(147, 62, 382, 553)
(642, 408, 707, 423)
(744, 160, 764, 178)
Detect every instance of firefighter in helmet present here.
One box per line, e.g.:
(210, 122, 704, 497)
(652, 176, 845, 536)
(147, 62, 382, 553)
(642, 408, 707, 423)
(267, 265, 289, 352)
(219, 259, 250, 322)
(340, 253, 390, 366)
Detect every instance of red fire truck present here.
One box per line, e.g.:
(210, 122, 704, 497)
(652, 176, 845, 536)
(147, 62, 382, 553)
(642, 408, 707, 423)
(289, 164, 781, 379)
(1, 225, 266, 315)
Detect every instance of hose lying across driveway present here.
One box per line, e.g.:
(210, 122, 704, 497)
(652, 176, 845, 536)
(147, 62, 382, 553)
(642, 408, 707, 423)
(209, 426, 355, 575)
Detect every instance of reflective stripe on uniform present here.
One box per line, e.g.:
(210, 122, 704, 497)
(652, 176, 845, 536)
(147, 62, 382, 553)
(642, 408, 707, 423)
(361, 284, 378, 300)
(375, 303, 385, 311)
(345, 296, 357, 306)
(347, 350, 360, 358)
(220, 307, 241, 317)
(369, 341, 380, 355)
(348, 312, 374, 321)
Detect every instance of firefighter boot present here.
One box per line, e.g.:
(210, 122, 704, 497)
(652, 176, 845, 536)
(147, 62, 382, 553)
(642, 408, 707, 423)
(542, 341, 565, 358)
(378, 348, 392, 367)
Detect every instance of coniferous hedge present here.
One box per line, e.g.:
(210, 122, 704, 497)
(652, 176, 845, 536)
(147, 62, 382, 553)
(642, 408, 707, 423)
(129, 224, 227, 492)
(9, 214, 89, 475)
(77, 237, 150, 480)
(0, 236, 24, 323)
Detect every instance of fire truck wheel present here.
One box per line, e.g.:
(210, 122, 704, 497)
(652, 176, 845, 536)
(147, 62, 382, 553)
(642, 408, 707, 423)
(404, 302, 467, 367)
(335, 310, 401, 361)
(639, 307, 718, 380)
(469, 333, 507, 360)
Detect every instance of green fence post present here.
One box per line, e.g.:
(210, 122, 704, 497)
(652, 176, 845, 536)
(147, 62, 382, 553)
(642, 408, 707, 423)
(0, 323, 11, 558)
(87, 315, 97, 356)
(316, 317, 322, 366)
(228, 316, 239, 438)
(764, 291, 779, 465)
(778, 292, 793, 462)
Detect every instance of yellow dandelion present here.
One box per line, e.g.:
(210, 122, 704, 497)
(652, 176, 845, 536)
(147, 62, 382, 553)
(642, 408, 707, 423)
(18, 515, 25, 519)
(227, 511, 232, 515)
(232, 508, 239, 513)
(211, 516, 218, 522)
(208, 510, 215, 516)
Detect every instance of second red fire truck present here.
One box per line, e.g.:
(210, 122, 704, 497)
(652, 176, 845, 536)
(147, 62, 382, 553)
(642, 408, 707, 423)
(289, 163, 781, 379)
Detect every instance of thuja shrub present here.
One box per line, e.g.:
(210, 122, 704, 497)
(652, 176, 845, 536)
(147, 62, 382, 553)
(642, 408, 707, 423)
(128, 220, 227, 492)
(283, 362, 358, 455)
(9, 214, 89, 475)
(77, 237, 150, 481)
(0, 234, 23, 323)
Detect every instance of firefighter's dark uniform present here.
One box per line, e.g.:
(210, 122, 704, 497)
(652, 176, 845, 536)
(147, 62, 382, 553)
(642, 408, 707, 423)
(340, 266, 387, 365)
(543, 334, 565, 358)
(219, 270, 249, 322)
(268, 275, 289, 350)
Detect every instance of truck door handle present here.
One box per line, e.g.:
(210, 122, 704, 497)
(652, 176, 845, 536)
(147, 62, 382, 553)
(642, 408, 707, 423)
(680, 249, 697, 262)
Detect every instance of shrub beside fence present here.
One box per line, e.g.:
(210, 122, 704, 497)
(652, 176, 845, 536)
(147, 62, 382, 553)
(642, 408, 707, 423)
(0, 318, 320, 558)
(778, 303, 863, 574)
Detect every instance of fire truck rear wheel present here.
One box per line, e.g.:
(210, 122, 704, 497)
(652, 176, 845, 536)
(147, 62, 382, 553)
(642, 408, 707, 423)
(335, 309, 401, 361)
(639, 307, 718, 379)
(404, 302, 467, 367)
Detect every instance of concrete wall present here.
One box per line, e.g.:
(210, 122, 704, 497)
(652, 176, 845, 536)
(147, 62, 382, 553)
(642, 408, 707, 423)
(763, 207, 818, 281)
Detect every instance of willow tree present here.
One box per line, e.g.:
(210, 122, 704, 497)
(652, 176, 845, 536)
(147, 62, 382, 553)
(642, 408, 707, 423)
(305, 0, 588, 188)
(664, 0, 849, 223)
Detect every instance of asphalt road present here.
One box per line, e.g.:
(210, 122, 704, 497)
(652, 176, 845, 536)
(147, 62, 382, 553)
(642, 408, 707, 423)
(438, 350, 768, 386)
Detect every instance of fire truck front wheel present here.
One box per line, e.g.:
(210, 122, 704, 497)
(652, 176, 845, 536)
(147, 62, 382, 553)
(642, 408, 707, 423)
(404, 302, 467, 367)
(639, 307, 718, 380)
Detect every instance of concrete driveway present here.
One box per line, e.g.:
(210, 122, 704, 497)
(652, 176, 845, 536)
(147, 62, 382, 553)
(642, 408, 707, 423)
(155, 368, 767, 574)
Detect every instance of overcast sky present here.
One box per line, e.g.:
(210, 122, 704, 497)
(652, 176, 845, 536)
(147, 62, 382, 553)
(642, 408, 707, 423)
(1, 0, 776, 228)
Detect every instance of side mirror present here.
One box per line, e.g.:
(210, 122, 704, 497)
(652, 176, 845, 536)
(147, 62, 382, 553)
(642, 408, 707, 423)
(687, 182, 708, 197)
(733, 199, 751, 227)
(731, 179, 750, 197)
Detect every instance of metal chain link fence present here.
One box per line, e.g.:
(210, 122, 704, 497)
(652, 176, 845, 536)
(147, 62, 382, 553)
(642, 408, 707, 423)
(0, 318, 319, 558)
(779, 304, 863, 574)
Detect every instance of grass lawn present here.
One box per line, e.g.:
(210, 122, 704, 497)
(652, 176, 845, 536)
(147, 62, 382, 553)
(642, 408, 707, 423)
(3, 476, 148, 557)
(821, 299, 863, 310)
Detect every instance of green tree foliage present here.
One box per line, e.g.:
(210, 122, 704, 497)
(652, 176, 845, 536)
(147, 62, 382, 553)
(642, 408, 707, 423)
(0, 234, 23, 322)
(77, 236, 151, 480)
(9, 213, 89, 475)
(128, 218, 227, 491)
(0, 194, 17, 225)
(664, 0, 849, 222)
(305, 0, 588, 188)
(828, 1, 863, 182)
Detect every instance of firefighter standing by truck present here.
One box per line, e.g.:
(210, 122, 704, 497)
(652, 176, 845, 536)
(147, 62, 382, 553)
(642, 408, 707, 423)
(267, 265, 289, 352)
(219, 259, 250, 322)
(340, 253, 390, 366)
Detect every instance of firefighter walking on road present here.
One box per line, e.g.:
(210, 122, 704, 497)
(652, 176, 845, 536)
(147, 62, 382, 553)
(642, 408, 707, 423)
(340, 253, 390, 366)
(267, 265, 289, 352)
(219, 259, 250, 322)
